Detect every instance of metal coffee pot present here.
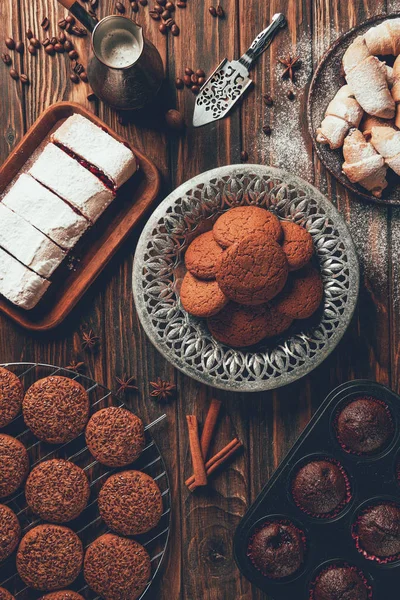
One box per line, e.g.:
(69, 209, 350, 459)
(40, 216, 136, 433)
(58, 0, 164, 110)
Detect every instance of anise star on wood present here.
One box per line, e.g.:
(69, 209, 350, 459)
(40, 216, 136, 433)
(150, 378, 176, 403)
(65, 360, 85, 372)
(81, 329, 99, 352)
(115, 374, 138, 397)
(279, 55, 300, 82)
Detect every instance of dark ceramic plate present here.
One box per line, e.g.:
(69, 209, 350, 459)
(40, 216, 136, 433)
(308, 12, 400, 205)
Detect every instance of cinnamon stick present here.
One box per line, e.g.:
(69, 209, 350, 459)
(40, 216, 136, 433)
(186, 415, 207, 487)
(188, 439, 243, 492)
(201, 398, 222, 458)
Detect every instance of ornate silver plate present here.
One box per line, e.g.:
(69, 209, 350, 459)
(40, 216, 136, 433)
(132, 165, 359, 392)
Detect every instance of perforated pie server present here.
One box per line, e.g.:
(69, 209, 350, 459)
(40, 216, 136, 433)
(193, 13, 286, 127)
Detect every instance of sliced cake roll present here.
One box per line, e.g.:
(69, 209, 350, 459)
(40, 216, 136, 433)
(29, 143, 114, 223)
(0, 248, 50, 310)
(51, 114, 137, 190)
(0, 204, 65, 278)
(2, 174, 89, 251)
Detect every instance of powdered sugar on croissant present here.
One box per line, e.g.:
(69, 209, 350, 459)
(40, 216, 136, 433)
(342, 129, 388, 198)
(316, 85, 363, 149)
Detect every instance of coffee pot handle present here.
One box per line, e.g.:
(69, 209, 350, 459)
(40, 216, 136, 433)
(56, 0, 98, 32)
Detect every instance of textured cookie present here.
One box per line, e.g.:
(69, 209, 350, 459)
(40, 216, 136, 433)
(25, 459, 90, 523)
(39, 593, 85, 600)
(0, 434, 29, 498)
(275, 265, 323, 319)
(84, 533, 151, 600)
(0, 504, 20, 562)
(180, 272, 228, 317)
(280, 221, 314, 271)
(213, 206, 282, 248)
(16, 525, 83, 591)
(98, 470, 163, 535)
(0, 368, 24, 429)
(23, 376, 90, 444)
(85, 407, 145, 467)
(208, 303, 274, 347)
(0, 588, 15, 600)
(184, 231, 224, 280)
(216, 233, 288, 305)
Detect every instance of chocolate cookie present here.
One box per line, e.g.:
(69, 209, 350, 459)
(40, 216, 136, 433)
(275, 265, 323, 319)
(16, 525, 83, 591)
(213, 206, 282, 248)
(23, 376, 90, 444)
(180, 272, 228, 317)
(98, 470, 163, 535)
(280, 221, 314, 271)
(39, 593, 85, 600)
(216, 233, 288, 305)
(84, 533, 151, 600)
(25, 459, 90, 523)
(85, 407, 145, 467)
(0, 504, 20, 562)
(0, 434, 29, 498)
(185, 231, 224, 280)
(0, 368, 23, 428)
(0, 588, 14, 600)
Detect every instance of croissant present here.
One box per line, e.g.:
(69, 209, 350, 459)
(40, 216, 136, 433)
(360, 115, 395, 140)
(370, 125, 400, 175)
(391, 55, 400, 128)
(342, 129, 388, 198)
(364, 18, 400, 56)
(316, 85, 363, 149)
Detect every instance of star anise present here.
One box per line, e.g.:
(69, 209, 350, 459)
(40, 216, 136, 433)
(81, 329, 99, 352)
(150, 378, 176, 403)
(115, 374, 138, 397)
(279, 55, 300, 82)
(65, 360, 85, 372)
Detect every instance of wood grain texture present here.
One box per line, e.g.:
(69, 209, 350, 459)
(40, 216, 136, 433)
(0, 0, 400, 599)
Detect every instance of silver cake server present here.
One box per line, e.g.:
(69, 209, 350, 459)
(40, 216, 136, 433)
(193, 13, 286, 127)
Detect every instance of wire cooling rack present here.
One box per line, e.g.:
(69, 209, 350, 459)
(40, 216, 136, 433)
(0, 362, 171, 599)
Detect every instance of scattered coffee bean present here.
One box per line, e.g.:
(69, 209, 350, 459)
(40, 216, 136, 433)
(58, 32, 66, 44)
(240, 150, 248, 162)
(50, 36, 58, 45)
(58, 19, 67, 29)
(74, 62, 85, 74)
(26, 28, 33, 39)
(131, 1, 139, 11)
(28, 45, 37, 55)
(183, 75, 191, 86)
(287, 89, 295, 100)
(165, 1, 175, 10)
(159, 23, 168, 33)
(154, 4, 164, 13)
(116, 1, 126, 12)
(263, 93, 273, 106)
(1, 53, 11, 65)
(262, 124, 271, 135)
(80, 71, 88, 82)
(161, 9, 170, 19)
(139, 0, 148, 5)
(68, 49, 78, 60)
(165, 18, 175, 27)
(198, 77, 205, 85)
(41, 17, 50, 30)
(216, 5, 224, 17)
(87, 91, 97, 101)
(70, 73, 80, 83)
(31, 37, 40, 48)
(190, 73, 198, 84)
(191, 85, 200, 94)
(175, 77, 184, 89)
(66, 23, 73, 33)
(20, 73, 29, 84)
(15, 41, 24, 54)
(5, 38, 15, 50)
(177, 1, 186, 6)
(64, 40, 73, 52)
(72, 26, 87, 36)
(42, 38, 50, 46)
(165, 109, 185, 130)
(171, 24, 180, 36)
(185, 67, 193, 76)
(54, 42, 64, 53)
(209, 6, 217, 16)
(9, 68, 19, 80)
(66, 15, 76, 24)
(158, 0, 167, 5)
(45, 44, 55, 55)
(90, 0, 99, 7)
(149, 9, 160, 19)
(196, 68, 205, 77)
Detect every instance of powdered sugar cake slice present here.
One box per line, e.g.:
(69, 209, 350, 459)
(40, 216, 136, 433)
(0, 248, 50, 310)
(51, 114, 137, 189)
(29, 144, 114, 223)
(2, 174, 89, 251)
(0, 204, 65, 278)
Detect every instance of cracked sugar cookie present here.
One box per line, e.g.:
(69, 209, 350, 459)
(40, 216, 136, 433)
(280, 221, 314, 271)
(275, 265, 323, 319)
(184, 231, 224, 280)
(213, 206, 282, 248)
(180, 272, 228, 317)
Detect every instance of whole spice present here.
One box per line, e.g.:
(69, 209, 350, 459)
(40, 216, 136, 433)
(66, 15, 76, 24)
(216, 4, 224, 17)
(186, 415, 207, 487)
(185, 399, 222, 487)
(15, 41, 24, 54)
(5, 38, 15, 50)
(159, 23, 167, 34)
(26, 28, 33, 39)
(183, 75, 191, 87)
(279, 54, 300, 82)
(50, 36, 58, 45)
(41, 17, 50, 30)
(263, 93, 273, 106)
(45, 44, 55, 55)
(171, 24, 180, 36)
(80, 71, 88, 82)
(28, 45, 37, 55)
(262, 124, 272, 135)
(115, 374, 138, 396)
(165, 109, 185, 130)
(240, 150, 249, 162)
(187, 438, 243, 492)
(161, 9, 170, 19)
(198, 76, 205, 85)
(68, 49, 78, 60)
(58, 32, 66, 44)
(196, 68, 205, 77)
(81, 328, 99, 350)
(9, 68, 19, 80)
(165, 18, 175, 28)
(54, 43, 65, 53)
(175, 77, 184, 89)
(30, 37, 41, 48)
(64, 40, 74, 52)
(70, 72, 80, 83)
(20, 74, 29, 84)
(42, 38, 50, 46)
(209, 6, 217, 16)
(116, 1, 126, 11)
(58, 19, 67, 29)
(149, 10, 160, 19)
(190, 73, 198, 84)
(287, 89, 295, 100)
(65, 360, 85, 372)
(185, 67, 193, 75)
(1, 53, 12, 65)
(71, 26, 87, 37)
(150, 377, 176, 401)
(131, 1, 139, 11)
(191, 85, 200, 94)
(74, 62, 85, 74)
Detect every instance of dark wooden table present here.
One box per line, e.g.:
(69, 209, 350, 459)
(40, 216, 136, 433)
(1, 0, 400, 598)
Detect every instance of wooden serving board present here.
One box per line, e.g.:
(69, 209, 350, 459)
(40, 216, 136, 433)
(0, 102, 160, 331)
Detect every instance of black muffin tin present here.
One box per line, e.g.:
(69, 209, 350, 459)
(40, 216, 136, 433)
(234, 380, 400, 599)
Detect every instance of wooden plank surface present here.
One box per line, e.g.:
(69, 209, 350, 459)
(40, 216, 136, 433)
(1, 0, 400, 598)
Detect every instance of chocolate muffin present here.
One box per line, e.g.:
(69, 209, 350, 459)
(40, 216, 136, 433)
(0, 367, 23, 428)
(313, 565, 369, 600)
(336, 396, 394, 454)
(98, 470, 163, 535)
(25, 459, 90, 523)
(248, 520, 305, 579)
(0, 503, 20, 562)
(0, 434, 29, 498)
(16, 525, 83, 591)
(292, 460, 348, 517)
(0, 588, 15, 600)
(23, 376, 89, 444)
(354, 502, 400, 560)
(39, 592, 85, 600)
(85, 407, 145, 467)
(84, 533, 151, 600)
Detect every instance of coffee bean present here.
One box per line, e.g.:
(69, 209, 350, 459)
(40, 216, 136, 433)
(131, 1, 139, 11)
(87, 92, 97, 101)
(195, 69, 205, 78)
(41, 17, 50, 30)
(26, 28, 33, 39)
(177, 1, 186, 6)
(74, 62, 85, 74)
(28, 45, 37, 55)
(80, 71, 88, 82)
(31, 37, 40, 48)
(64, 40, 73, 52)
(240, 150, 248, 162)
(185, 67, 193, 76)
(58, 32, 66, 44)
(165, 109, 185, 131)
(165, 18, 174, 27)
(66, 23, 73, 33)
(175, 77, 184, 89)
(15, 41, 24, 54)
(183, 75, 191, 86)
(165, 2, 175, 10)
(198, 77, 205, 85)
(154, 4, 164, 13)
(9, 68, 19, 80)
(54, 43, 64, 53)
(68, 49, 78, 60)
(90, 0, 99, 8)
(191, 73, 198, 84)
(5, 38, 15, 50)
(58, 19, 67, 29)
(66, 15, 76, 24)
(161, 9, 170, 19)
(149, 9, 160, 19)
(287, 89, 295, 100)
(42, 38, 50, 46)
(72, 26, 87, 36)
(158, 0, 167, 5)
(159, 23, 168, 33)
(45, 44, 55, 55)
(139, 0, 148, 5)
(1, 53, 11, 65)
(263, 93, 273, 106)
(262, 124, 271, 136)
(70, 73, 80, 83)
(191, 85, 200, 94)
(116, 2, 125, 12)
(20, 74, 29, 84)
(209, 6, 217, 16)
(50, 36, 58, 45)
(171, 23, 179, 34)
(216, 4, 224, 16)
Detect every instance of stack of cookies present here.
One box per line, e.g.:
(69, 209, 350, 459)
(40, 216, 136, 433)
(180, 206, 324, 348)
